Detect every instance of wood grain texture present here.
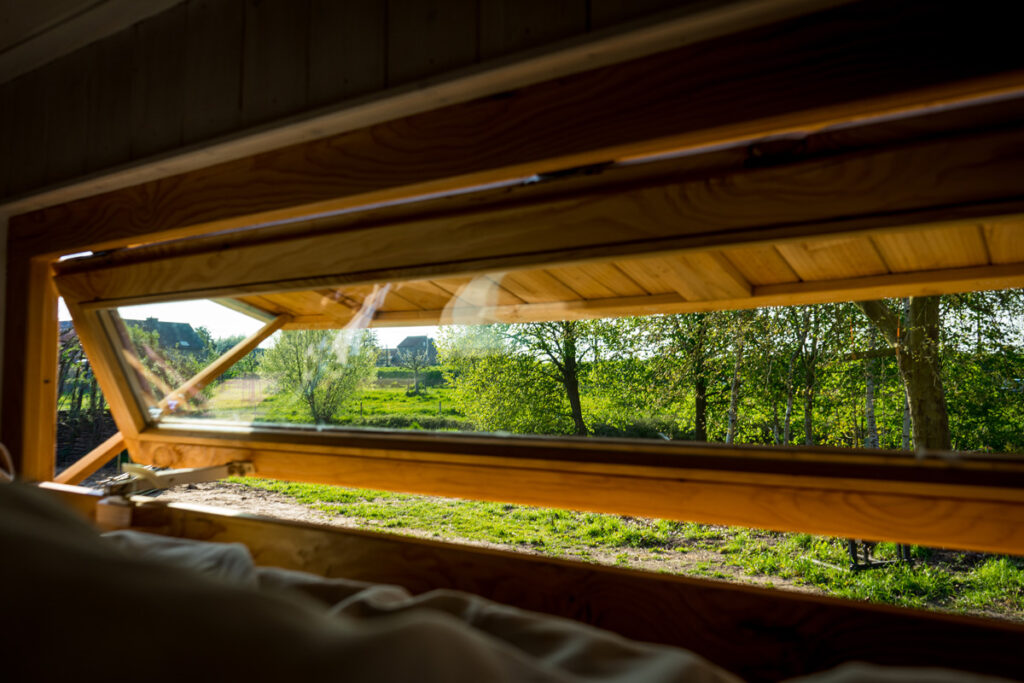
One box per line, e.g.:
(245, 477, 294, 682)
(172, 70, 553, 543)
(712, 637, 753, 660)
(18, 258, 60, 481)
(131, 426, 1024, 556)
(0, 0, 835, 210)
(870, 226, 991, 273)
(183, 0, 245, 142)
(6, 73, 48, 196)
(85, 27, 134, 173)
(43, 51, 89, 185)
(63, 305, 149, 444)
(130, 2, 187, 159)
(723, 245, 800, 286)
(307, 0, 386, 106)
(15, 1, 1024, 255)
(386, 0, 479, 85)
(242, 0, 310, 126)
(53, 315, 288, 481)
(53, 433, 126, 485)
(589, 0, 697, 29)
(36, 483, 1024, 682)
(49, 124, 1024, 306)
(982, 222, 1024, 265)
(0, 81, 11, 197)
(479, 0, 587, 60)
(776, 237, 889, 281)
(346, 262, 1024, 326)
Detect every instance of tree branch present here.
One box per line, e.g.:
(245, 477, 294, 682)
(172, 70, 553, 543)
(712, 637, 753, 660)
(856, 300, 901, 347)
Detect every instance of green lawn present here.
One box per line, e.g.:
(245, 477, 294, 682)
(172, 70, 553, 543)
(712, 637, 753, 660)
(228, 476, 1024, 619)
(212, 379, 1024, 619)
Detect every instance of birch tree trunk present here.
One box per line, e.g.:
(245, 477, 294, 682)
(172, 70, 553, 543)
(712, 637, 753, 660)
(725, 315, 747, 444)
(693, 314, 708, 442)
(803, 308, 820, 446)
(783, 308, 810, 445)
(864, 326, 880, 448)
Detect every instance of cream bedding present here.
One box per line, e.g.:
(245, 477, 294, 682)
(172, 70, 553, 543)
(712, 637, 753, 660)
(0, 483, 1011, 683)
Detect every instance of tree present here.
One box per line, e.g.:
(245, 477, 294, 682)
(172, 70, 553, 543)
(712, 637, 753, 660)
(260, 329, 377, 423)
(440, 325, 570, 435)
(397, 346, 431, 394)
(857, 297, 951, 450)
(507, 321, 594, 436)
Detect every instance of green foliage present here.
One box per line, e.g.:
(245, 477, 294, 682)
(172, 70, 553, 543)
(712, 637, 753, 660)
(231, 476, 1024, 618)
(448, 349, 572, 434)
(259, 329, 378, 423)
(376, 366, 445, 387)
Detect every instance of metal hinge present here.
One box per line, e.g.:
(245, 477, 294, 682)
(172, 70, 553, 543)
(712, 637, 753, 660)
(99, 461, 255, 497)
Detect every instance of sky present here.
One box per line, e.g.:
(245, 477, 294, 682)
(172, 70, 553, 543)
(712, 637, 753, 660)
(57, 298, 440, 348)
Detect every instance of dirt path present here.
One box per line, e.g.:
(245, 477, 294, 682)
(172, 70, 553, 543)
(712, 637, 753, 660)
(157, 481, 823, 597)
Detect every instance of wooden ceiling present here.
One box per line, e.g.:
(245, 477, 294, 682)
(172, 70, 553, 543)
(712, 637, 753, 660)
(230, 222, 1024, 330)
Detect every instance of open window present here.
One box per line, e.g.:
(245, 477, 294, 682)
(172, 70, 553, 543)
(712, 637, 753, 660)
(50, 207, 1024, 557)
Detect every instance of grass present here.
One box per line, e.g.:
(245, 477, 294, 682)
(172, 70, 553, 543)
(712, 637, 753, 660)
(209, 381, 1024, 619)
(228, 475, 1024, 620)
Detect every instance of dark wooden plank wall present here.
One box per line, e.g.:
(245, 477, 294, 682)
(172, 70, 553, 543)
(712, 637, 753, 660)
(0, 0, 690, 203)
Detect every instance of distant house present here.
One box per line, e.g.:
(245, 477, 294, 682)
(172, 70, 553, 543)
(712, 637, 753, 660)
(123, 317, 206, 355)
(379, 335, 437, 366)
(60, 317, 206, 356)
(398, 336, 437, 364)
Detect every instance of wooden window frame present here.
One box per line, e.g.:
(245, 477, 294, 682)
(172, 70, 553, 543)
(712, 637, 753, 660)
(7, 3, 1024, 677)
(47, 111, 1024, 556)
(4, 0, 1024, 571)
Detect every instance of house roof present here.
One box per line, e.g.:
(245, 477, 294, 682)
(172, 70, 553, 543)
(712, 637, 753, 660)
(122, 318, 205, 352)
(398, 336, 433, 348)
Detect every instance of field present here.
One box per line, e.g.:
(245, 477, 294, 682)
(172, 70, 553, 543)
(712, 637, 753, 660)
(205, 374, 1024, 621)
(227, 476, 1024, 620)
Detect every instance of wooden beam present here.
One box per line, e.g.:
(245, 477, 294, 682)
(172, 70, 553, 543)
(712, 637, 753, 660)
(52, 122, 1024, 307)
(0, 0, 838, 218)
(35, 483, 1024, 682)
(12, 1, 1024, 256)
(159, 314, 289, 414)
(347, 261, 1024, 326)
(130, 427, 1024, 556)
(16, 257, 60, 481)
(51, 314, 289, 484)
(52, 433, 126, 486)
(60, 305, 149, 468)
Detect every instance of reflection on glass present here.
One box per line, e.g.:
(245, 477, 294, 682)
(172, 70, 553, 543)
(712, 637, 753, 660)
(106, 278, 1024, 453)
(113, 300, 266, 417)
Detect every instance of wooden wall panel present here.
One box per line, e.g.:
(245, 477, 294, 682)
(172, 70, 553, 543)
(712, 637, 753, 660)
(589, 0, 697, 29)
(0, 81, 11, 197)
(386, 0, 479, 85)
(183, 0, 244, 142)
(479, 0, 588, 60)
(776, 239, 890, 281)
(723, 246, 800, 286)
(983, 222, 1024, 264)
(42, 52, 90, 185)
(130, 3, 187, 158)
(307, 0, 386, 107)
(85, 29, 133, 173)
(871, 225, 990, 272)
(6, 73, 48, 195)
(242, 0, 310, 126)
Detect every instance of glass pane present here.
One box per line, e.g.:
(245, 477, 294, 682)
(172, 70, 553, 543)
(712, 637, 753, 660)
(56, 298, 123, 483)
(112, 300, 267, 419)
(98, 277, 1024, 456)
(93, 282, 1024, 620)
